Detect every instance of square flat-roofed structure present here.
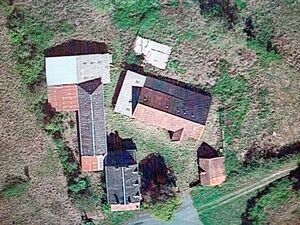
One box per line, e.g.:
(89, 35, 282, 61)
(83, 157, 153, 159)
(134, 36, 172, 69)
(105, 149, 141, 211)
(114, 70, 212, 142)
(198, 142, 226, 186)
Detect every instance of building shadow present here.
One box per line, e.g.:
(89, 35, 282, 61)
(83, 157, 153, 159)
(45, 39, 109, 57)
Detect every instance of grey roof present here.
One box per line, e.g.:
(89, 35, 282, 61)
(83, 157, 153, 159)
(77, 79, 107, 156)
(106, 164, 140, 205)
(105, 146, 141, 205)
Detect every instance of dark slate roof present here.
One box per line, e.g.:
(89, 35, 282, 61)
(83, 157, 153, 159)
(105, 142, 140, 205)
(133, 77, 212, 124)
(45, 39, 108, 57)
(132, 86, 142, 113)
(79, 79, 102, 95)
(105, 149, 137, 167)
(78, 79, 107, 156)
(106, 165, 140, 204)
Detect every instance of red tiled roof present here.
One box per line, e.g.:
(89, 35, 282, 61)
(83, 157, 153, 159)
(133, 103, 204, 140)
(111, 202, 140, 212)
(199, 157, 226, 186)
(48, 84, 78, 111)
(81, 155, 104, 172)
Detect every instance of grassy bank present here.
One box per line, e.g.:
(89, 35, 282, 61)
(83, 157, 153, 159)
(192, 152, 300, 225)
(242, 166, 300, 225)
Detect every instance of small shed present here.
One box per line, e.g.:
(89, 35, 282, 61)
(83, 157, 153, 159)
(134, 36, 172, 69)
(198, 142, 226, 186)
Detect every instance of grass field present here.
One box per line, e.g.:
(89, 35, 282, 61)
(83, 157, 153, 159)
(1, 0, 300, 224)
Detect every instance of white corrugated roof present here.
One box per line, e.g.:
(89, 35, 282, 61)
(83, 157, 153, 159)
(134, 36, 172, 70)
(114, 70, 146, 116)
(45, 53, 112, 86)
(46, 56, 78, 85)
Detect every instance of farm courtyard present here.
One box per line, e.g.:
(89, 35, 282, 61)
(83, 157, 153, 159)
(0, 0, 299, 225)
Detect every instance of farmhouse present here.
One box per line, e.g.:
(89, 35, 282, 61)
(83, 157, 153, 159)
(114, 70, 212, 142)
(45, 40, 112, 172)
(198, 142, 226, 186)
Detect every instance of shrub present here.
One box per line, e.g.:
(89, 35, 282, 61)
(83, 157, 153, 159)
(1, 175, 30, 198)
(247, 40, 282, 65)
(167, 59, 187, 75)
(198, 0, 238, 26)
(111, 0, 162, 32)
(0, 0, 13, 16)
(124, 50, 142, 65)
(212, 67, 250, 145)
(257, 88, 270, 119)
(235, 0, 246, 10)
(143, 196, 181, 221)
(7, 8, 53, 85)
(68, 177, 90, 195)
(57, 19, 74, 35)
(245, 16, 282, 65)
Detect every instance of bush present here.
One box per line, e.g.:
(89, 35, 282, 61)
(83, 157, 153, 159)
(143, 196, 181, 221)
(57, 19, 74, 35)
(7, 8, 53, 85)
(198, 0, 238, 26)
(235, 0, 246, 10)
(212, 65, 250, 145)
(247, 40, 282, 65)
(245, 16, 282, 65)
(0, 0, 13, 16)
(167, 59, 187, 75)
(110, 0, 162, 32)
(124, 50, 141, 65)
(1, 175, 30, 198)
(68, 177, 90, 195)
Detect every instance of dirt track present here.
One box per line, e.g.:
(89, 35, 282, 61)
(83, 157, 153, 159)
(197, 164, 299, 212)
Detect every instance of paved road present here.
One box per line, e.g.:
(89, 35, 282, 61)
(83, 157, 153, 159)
(126, 192, 203, 225)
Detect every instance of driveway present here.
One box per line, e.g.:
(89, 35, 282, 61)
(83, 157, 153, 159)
(126, 192, 203, 225)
